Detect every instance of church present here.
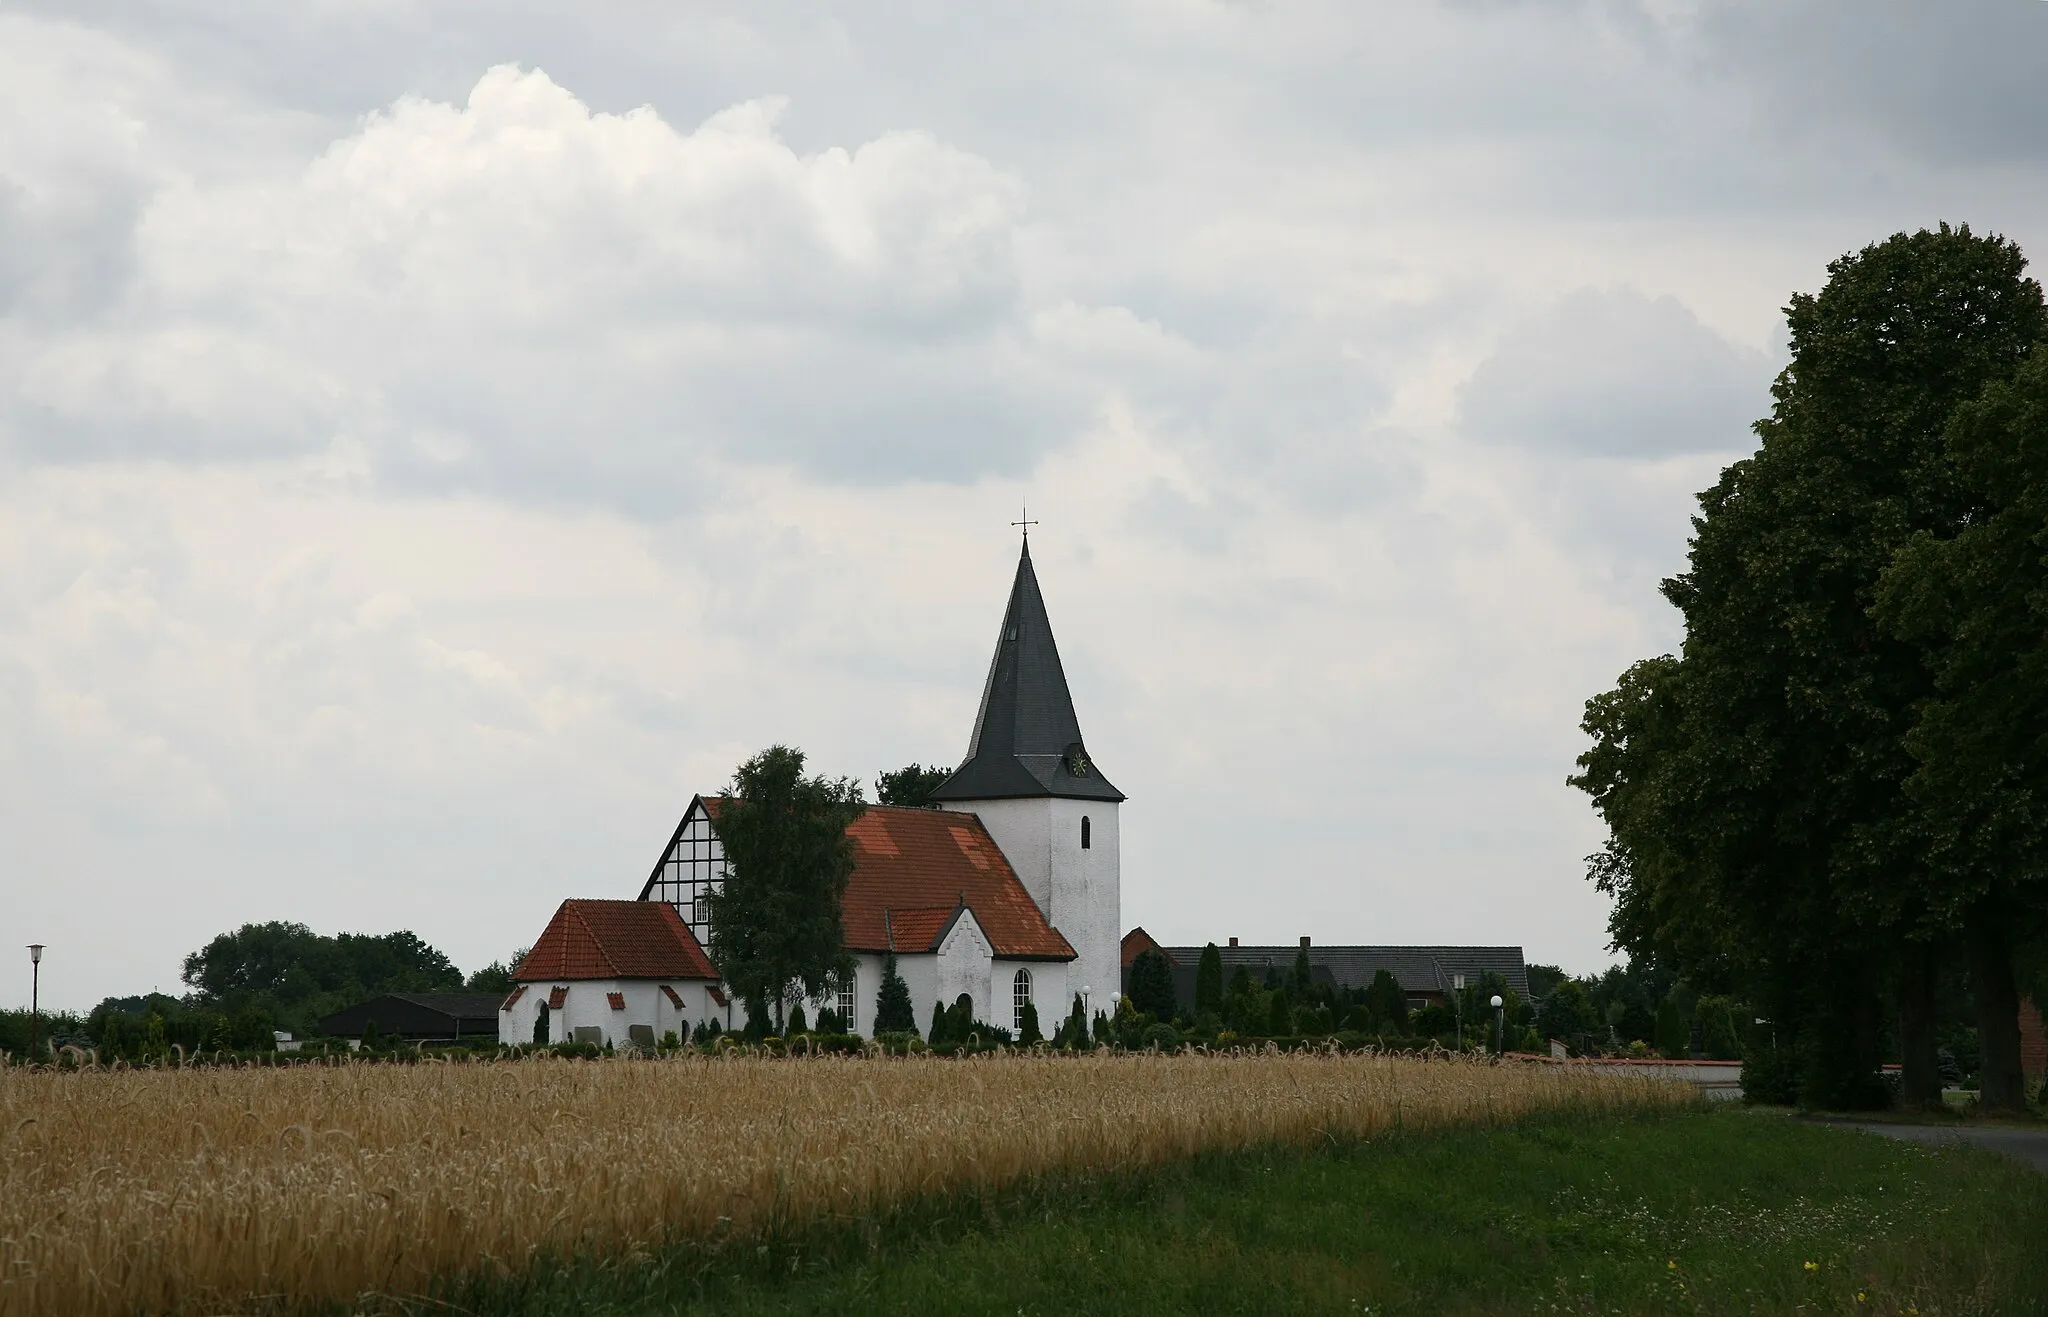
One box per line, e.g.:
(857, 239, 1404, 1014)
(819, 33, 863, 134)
(498, 536, 1125, 1047)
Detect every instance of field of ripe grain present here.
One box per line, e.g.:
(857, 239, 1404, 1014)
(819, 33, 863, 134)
(0, 1051, 1694, 1317)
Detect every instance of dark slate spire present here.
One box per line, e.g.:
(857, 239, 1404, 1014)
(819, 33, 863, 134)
(929, 537, 1124, 803)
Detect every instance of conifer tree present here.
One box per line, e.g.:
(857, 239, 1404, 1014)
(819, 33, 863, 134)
(928, 999, 949, 1046)
(1266, 992, 1292, 1037)
(1019, 1001, 1042, 1044)
(1064, 993, 1088, 1048)
(788, 1003, 808, 1036)
(873, 953, 917, 1034)
(1195, 943, 1224, 1016)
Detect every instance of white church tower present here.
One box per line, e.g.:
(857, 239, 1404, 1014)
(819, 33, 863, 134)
(929, 535, 1124, 1015)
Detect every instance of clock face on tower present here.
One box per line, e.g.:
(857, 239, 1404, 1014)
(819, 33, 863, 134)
(1063, 745, 1092, 778)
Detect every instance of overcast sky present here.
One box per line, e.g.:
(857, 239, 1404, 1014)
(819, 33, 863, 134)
(8, 2, 2048, 1010)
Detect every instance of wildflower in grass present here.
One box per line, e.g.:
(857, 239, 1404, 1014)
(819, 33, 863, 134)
(1804, 1261, 1819, 1273)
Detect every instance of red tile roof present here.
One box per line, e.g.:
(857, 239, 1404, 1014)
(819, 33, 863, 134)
(1122, 927, 1169, 967)
(661, 985, 685, 1009)
(547, 986, 567, 1009)
(516, 899, 720, 983)
(606, 992, 626, 1010)
(697, 799, 1074, 961)
(499, 985, 527, 1011)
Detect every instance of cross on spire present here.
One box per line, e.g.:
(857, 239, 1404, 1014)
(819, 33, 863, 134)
(1011, 505, 1039, 541)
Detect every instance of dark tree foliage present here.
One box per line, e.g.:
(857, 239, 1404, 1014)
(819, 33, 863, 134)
(1876, 352, 2048, 1111)
(873, 952, 917, 1034)
(464, 947, 530, 994)
(876, 763, 953, 808)
(706, 745, 865, 1032)
(1363, 969, 1408, 1034)
(1525, 964, 1567, 1002)
(1535, 978, 1600, 1053)
(1195, 943, 1224, 1015)
(1129, 949, 1178, 1020)
(179, 921, 462, 1037)
(928, 999, 949, 1046)
(1574, 224, 2048, 1110)
(1289, 946, 1314, 1000)
(1654, 996, 1689, 1060)
(1266, 992, 1292, 1037)
(1062, 993, 1089, 1048)
(1018, 1001, 1042, 1045)
(787, 1004, 808, 1035)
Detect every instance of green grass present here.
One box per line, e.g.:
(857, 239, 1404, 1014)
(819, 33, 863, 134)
(415, 1109, 2048, 1317)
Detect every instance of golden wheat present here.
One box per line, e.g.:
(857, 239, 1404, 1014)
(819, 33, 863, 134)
(0, 1050, 1693, 1316)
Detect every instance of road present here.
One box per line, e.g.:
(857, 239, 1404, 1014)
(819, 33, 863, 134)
(1810, 1118, 2048, 1174)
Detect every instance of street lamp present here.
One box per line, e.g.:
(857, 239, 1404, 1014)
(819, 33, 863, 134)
(1491, 994, 1504, 1055)
(26, 945, 44, 1062)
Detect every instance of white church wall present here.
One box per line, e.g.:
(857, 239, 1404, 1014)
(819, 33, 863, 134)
(934, 912, 995, 1025)
(1048, 798, 1120, 1022)
(951, 797, 1120, 1019)
(994, 959, 1067, 1037)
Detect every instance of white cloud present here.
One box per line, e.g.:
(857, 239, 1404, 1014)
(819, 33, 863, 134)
(1458, 288, 1772, 458)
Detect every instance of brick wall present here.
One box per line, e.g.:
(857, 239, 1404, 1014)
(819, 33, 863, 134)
(2021, 995, 2047, 1079)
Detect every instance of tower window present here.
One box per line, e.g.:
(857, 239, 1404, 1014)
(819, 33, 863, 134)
(1081, 816, 1091, 849)
(1013, 968, 1033, 1033)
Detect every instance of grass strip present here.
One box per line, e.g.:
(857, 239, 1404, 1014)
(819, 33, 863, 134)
(413, 1108, 2048, 1317)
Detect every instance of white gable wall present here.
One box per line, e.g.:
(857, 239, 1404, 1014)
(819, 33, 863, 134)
(995, 958, 1067, 1037)
(933, 910, 995, 1025)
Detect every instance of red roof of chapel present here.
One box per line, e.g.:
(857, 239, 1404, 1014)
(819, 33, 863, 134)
(514, 899, 720, 983)
(696, 798, 1075, 961)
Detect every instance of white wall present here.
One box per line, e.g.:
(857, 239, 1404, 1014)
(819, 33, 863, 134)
(935, 911, 995, 1026)
(995, 958, 1067, 1037)
(948, 797, 1120, 1018)
(497, 979, 719, 1047)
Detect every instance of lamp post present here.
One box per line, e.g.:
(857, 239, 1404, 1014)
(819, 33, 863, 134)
(27, 944, 44, 1062)
(1491, 994, 1504, 1055)
(1452, 973, 1465, 1049)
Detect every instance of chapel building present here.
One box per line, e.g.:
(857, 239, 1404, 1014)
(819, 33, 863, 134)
(499, 536, 1124, 1045)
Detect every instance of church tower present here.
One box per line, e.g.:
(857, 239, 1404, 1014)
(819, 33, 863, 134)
(930, 536, 1124, 1013)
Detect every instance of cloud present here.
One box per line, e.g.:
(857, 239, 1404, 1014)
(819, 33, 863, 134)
(1457, 288, 1771, 459)
(4, 65, 1084, 497)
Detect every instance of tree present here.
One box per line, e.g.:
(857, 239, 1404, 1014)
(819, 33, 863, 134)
(1289, 945, 1314, 1000)
(929, 999, 949, 1046)
(465, 947, 530, 994)
(1266, 992, 1292, 1037)
(1875, 351, 2048, 1112)
(1018, 1001, 1042, 1045)
(876, 763, 953, 808)
(873, 952, 917, 1034)
(787, 1003, 808, 1035)
(1536, 978, 1599, 1053)
(1574, 225, 2048, 1109)
(1063, 993, 1088, 1048)
(1129, 949, 1177, 1020)
(1654, 996, 1689, 1060)
(180, 920, 464, 1037)
(705, 745, 865, 1032)
(1364, 969, 1407, 1034)
(1195, 943, 1224, 1016)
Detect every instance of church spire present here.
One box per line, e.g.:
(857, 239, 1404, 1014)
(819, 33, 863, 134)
(929, 536, 1124, 803)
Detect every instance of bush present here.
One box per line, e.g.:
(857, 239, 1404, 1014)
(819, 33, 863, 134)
(1742, 1045, 1799, 1106)
(1140, 1023, 1180, 1050)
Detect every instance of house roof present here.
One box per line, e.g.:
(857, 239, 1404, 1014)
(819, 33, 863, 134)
(1122, 927, 1170, 967)
(689, 798, 1074, 961)
(317, 992, 502, 1038)
(1160, 944, 1530, 1000)
(514, 899, 721, 983)
(928, 538, 1124, 804)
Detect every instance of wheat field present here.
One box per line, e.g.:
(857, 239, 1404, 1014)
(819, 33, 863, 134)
(0, 1050, 1693, 1316)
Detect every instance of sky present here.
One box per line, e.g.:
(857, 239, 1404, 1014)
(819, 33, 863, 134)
(7, 2, 2048, 1010)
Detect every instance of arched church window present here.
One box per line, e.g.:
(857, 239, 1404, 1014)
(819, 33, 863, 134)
(1081, 816, 1091, 849)
(1012, 968, 1032, 1033)
(838, 972, 857, 1035)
